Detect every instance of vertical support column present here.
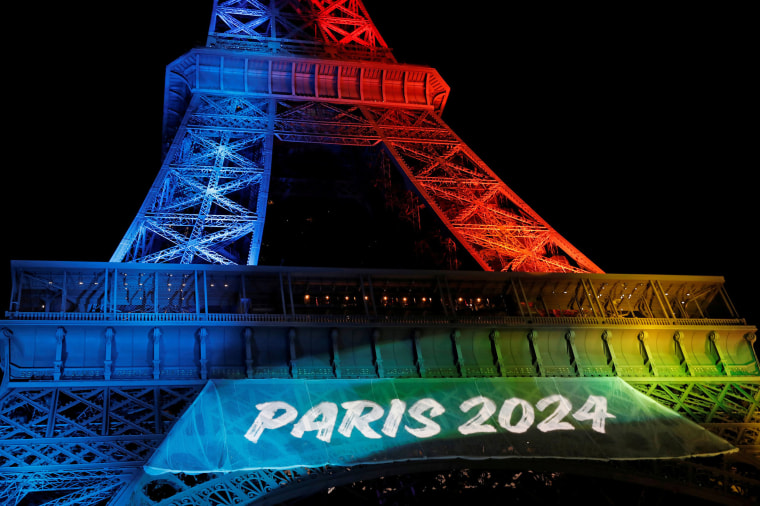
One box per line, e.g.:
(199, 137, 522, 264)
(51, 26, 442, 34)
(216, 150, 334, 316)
(0, 328, 12, 394)
(673, 331, 692, 376)
(489, 330, 506, 377)
(287, 274, 295, 317)
(638, 331, 657, 376)
(101, 387, 111, 437)
(413, 329, 426, 378)
(152, 328, 162, 380)
(247, 98, 276, 265)
(54, 327, 66, 381)
(288, 328, 298, 378)
(451, 329, 464, 377)
(103, 268, 109, 317)
(8, 265, 19, 313)
(104, 327, 115, 381)
(154, 387, 162, 435)
(45, 388, 60, 438)
(195, 270, 201, 316)
(290, 61, 296, 96)
(371, 329, 384, 378)
(244, 327, 254, 379)
(366, 276, 378, 317)
(112, 268, 118, 314)
(601, 330, 618, 376)
(359, 67, 365, 101)
(565, 330, 584, 377)
(330, 328, 341, 379)
(527, 330, 544, 377)
(708, 332, 730, 376)
(381, 69, 386, 102)
(154, 272, 159, 314)
(267, 60, 272, 94)
(61, 271, 67, 315)
(198, 327, 208, 380)
(279, 273, 288, 315)
(745, 333, 759, 372)
(203, 271, 209, 317)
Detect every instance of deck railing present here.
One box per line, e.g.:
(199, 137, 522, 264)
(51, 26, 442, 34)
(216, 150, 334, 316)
(4, 310, 746, 328)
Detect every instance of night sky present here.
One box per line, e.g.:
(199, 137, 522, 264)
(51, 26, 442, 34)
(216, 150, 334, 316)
(3, 1, 756, 326)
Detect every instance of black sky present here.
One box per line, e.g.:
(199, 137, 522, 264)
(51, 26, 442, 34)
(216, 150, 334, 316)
(3, 1, 756, 326)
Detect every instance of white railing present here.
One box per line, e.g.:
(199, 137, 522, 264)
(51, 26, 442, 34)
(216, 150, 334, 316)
(4, 310, 746, 327)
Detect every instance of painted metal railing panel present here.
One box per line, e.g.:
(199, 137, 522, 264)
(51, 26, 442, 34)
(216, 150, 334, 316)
(6, 262, 745, 322)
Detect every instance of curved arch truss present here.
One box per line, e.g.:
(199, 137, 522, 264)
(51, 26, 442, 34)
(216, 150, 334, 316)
(129, 458, 756, 506)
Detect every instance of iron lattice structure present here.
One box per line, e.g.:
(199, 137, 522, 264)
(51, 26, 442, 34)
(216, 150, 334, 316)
(111, 0, 602, 274)
(1, 2, 758, 505)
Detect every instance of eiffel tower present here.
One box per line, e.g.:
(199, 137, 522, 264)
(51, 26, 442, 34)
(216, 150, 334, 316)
(1, 2, 758, 505)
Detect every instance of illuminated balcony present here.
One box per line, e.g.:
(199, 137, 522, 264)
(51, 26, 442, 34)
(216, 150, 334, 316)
(5, 260, 747, 327)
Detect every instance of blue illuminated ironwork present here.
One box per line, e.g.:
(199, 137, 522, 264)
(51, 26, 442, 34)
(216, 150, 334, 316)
(113, 96, 276, 265)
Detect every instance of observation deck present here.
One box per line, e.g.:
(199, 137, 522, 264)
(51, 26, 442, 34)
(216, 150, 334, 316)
(3, 260, 757, 384)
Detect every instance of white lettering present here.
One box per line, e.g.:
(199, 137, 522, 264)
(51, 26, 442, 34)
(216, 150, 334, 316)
(405, 398, 445, 438)
(338, 400, 384, 439)
(381, 399, 406, 438)
(245, 393, 615, 445)
(291, 402, 338, 442)
(458, 396, 497, 435)
(245, 401, 298, 443)
(573, 395, 615, 433)
(536, 395, 574, 432)
(498, 398, 534, 433)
